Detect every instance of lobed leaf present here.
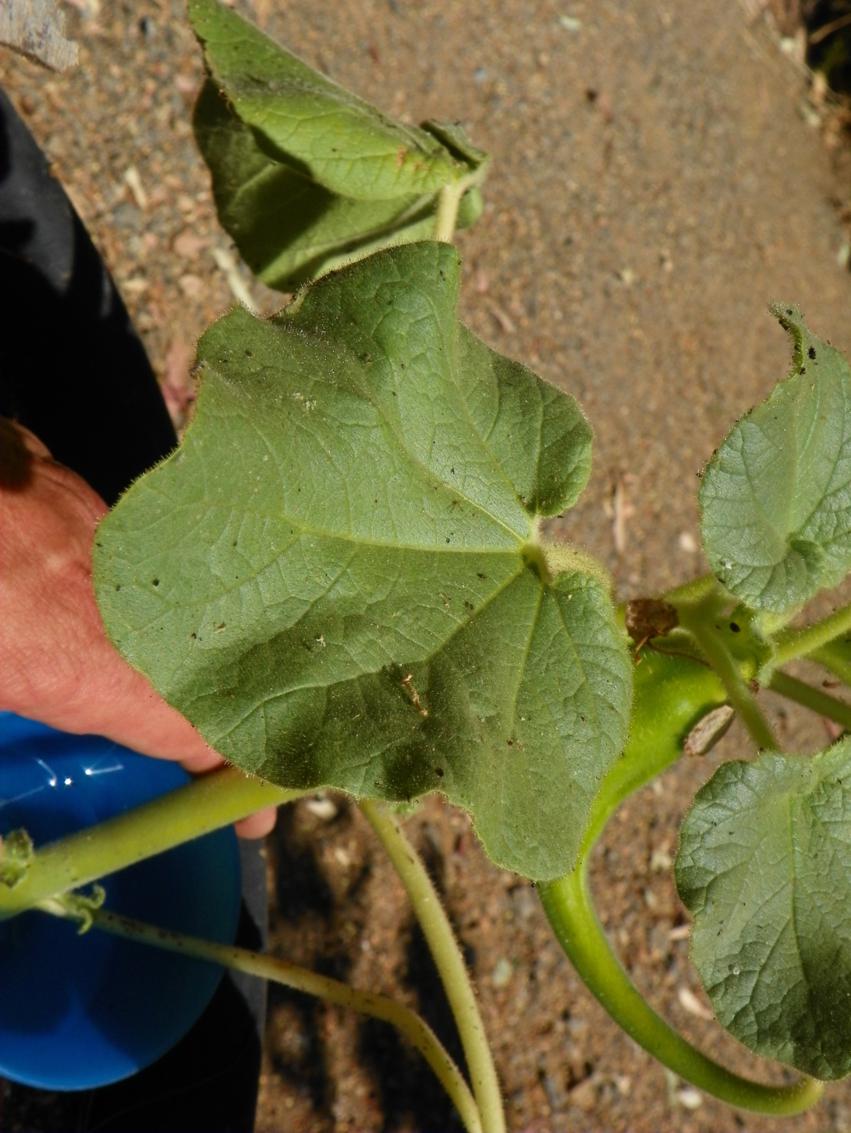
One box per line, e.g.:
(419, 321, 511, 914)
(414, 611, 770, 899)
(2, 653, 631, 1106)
(700, 306, 851, 613)
(94, 242, 630, 881)
(677, 742, 851, 1079)
(189, 0, 487, 287)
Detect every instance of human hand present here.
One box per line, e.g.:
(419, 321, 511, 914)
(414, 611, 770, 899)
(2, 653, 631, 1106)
(0, 419, 275, 837)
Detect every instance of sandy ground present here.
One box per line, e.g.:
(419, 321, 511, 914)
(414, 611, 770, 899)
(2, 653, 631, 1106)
(4, 1, 851, 1130)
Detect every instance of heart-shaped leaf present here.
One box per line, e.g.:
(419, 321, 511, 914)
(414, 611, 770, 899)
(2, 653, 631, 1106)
(94, 242, 630, 880)
(677, 742, 851, 1079)
(700, 306, 851, 613)
(189, 0, 487, 287)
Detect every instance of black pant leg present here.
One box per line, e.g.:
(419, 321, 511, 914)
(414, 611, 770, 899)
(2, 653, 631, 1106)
(0, 86, 176, 504)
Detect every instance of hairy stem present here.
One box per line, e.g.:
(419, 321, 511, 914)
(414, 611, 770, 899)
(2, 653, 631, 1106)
(360, 800, 505, 1133)
(769, 670, 851, 732)
(812, 639, 851, 686)
(539, 865, 823, 1116)
(538, 622, 821, 1115)
(434, 168, 483, 243)
(38, 899, 482, 1133)
(663, 573, 720, 606)
(434, 180, 467, 242)
(678, 597, 778, 751)
(0, 766, 301, 921)
(771, 602, 851, 667)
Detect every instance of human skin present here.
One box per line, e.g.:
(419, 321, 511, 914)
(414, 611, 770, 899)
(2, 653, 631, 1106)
(0, 419, 275, 838)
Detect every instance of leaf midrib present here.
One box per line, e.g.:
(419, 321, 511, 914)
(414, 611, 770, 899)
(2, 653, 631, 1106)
(198, 558, 531, 749)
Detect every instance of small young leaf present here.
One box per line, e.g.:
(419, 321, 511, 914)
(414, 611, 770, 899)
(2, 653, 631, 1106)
(193, 81, 483, 288)
(677, 742, 851, 1079)
(94, 242, 630, 881)
(188, 0, 487, 287)
(700, 306, 851, 613)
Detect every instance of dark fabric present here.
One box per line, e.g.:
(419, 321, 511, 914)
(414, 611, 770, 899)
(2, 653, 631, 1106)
(0, 89, 267, 1131)
(0, 87, 176, 505)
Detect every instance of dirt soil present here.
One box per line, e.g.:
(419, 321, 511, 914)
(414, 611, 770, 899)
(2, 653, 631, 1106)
(5, 1, 851, 1131)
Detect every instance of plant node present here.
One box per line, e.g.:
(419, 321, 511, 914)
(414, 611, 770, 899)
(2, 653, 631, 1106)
(0, 829, 34, 889)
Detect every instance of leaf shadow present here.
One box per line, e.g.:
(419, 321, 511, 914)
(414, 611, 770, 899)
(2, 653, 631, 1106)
(267, 804, 474, 1131)
(356, 831, 469, 1133)
(272, 803, 336, 919)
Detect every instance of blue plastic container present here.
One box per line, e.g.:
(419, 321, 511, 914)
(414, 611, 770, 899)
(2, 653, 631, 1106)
(0, 711, 241, 1091)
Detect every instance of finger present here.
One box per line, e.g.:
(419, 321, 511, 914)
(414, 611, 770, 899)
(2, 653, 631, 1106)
(235, 805, 278, 839)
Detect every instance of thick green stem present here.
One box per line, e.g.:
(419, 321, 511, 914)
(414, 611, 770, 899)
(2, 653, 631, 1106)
(360, 800, 505, 1133)
(0, 766, 302, 920)
(539, 865, 822, 1116)
(580, 650, 727, 855)
(769, 670, 851, 732)
(38, 900, 482, 1133)
(771, 601, 851, 667)
(539, 619, 821, 1116)
(678, 598, 778, 751)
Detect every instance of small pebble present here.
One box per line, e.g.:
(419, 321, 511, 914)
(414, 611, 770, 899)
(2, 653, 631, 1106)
(677, 986, 714, 1021)
(677, 1087, 703, 1110)
(558, 15, 582, 33)
(569, 1076, 598, 1111)
(492, 958, 513, 988)
(179, 273, 204, 299)
(305, 795, 339, 821)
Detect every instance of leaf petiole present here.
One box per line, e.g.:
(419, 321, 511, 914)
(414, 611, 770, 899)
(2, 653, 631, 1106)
(0, 766, 301, 921)
(360, 800, 506, 1133)
(539, 634, 819, 1113)
(539, 864, 823, 1116)
(812, 637, 851, 685)
(770, 601, 851, 668)
(661, 573, 720, 607)
(768, 669, 851, 732)
(676, 594, 778, 751)
(38, 898, 483, 1133)
(434, 170, 483, 243)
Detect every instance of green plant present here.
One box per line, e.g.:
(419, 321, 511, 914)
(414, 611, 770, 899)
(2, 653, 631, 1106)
(9, 1, 851, 1127)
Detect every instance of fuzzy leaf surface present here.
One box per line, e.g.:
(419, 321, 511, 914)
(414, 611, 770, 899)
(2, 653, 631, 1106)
(94, 242, 630, 880)
(677, 743, 851, 1079)
(700, 306, 851, 613)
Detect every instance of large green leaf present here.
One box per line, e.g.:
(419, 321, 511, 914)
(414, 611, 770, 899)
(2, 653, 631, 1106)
(94, 242, 630, 880)
(700, 306, 851, 613)
(189, 0, 487, 288)
(677, 743, 851, 1079)
(193, 80, 483, 289)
